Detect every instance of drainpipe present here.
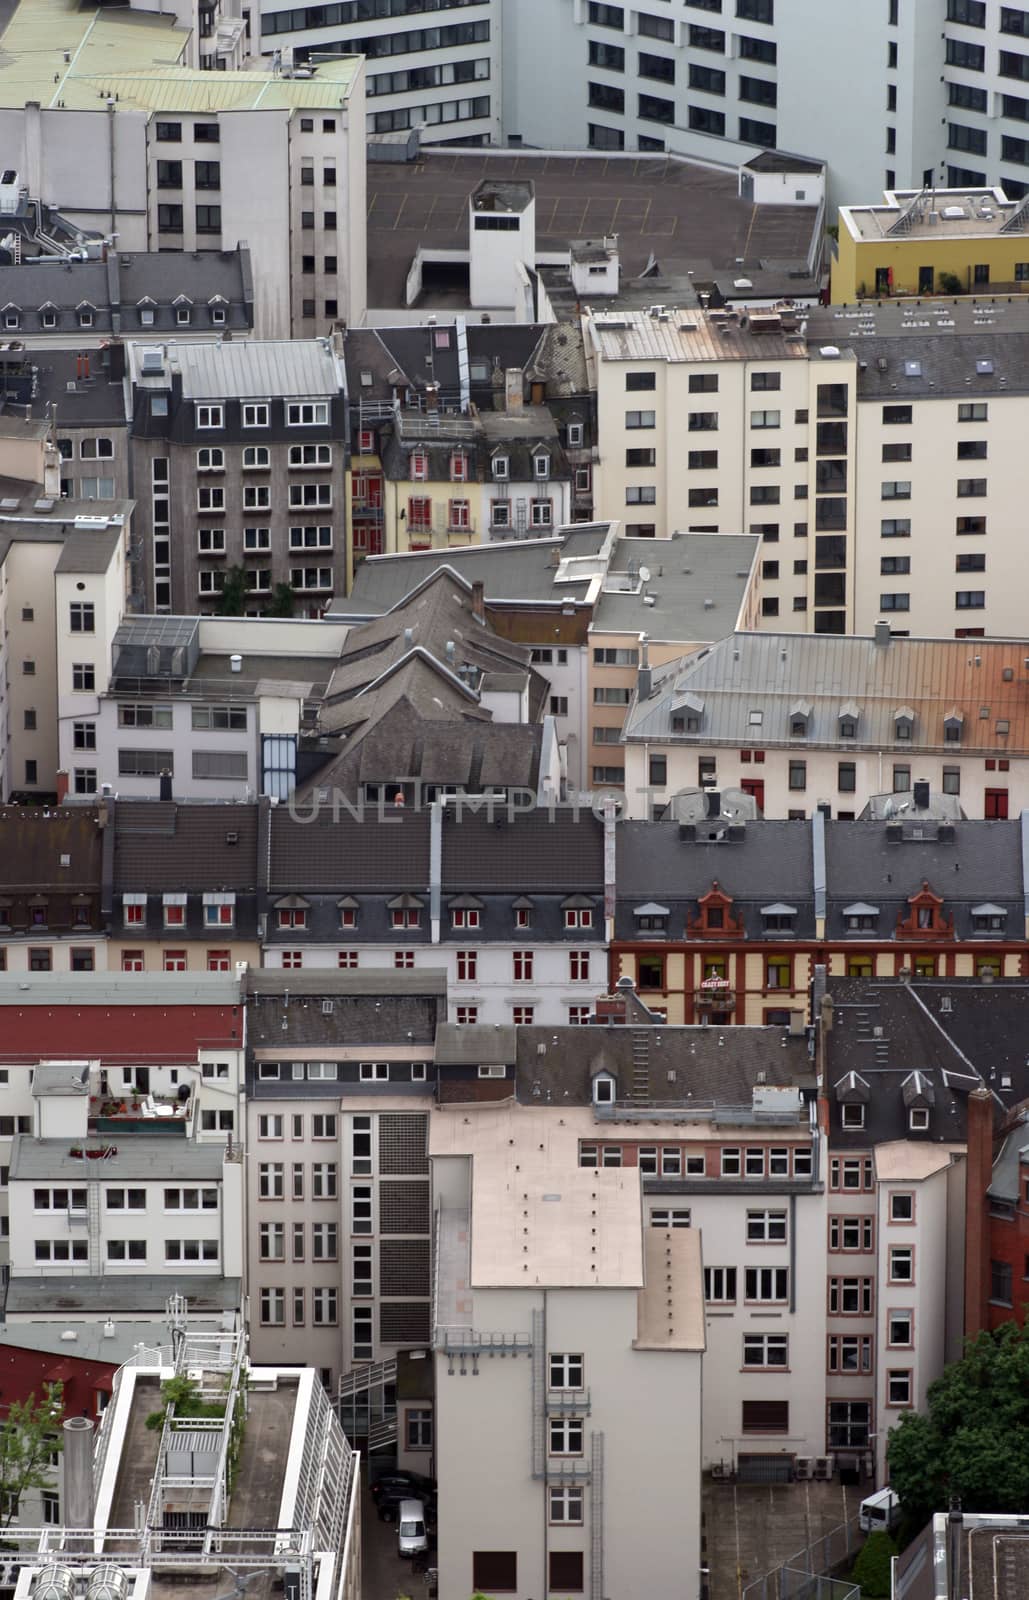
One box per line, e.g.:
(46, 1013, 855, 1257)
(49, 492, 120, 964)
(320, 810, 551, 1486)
(430, 799, 442, 943)
(107, 98, 117, 239)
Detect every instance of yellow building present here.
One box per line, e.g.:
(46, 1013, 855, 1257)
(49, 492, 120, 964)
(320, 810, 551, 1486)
(831, 186, 1029, 302)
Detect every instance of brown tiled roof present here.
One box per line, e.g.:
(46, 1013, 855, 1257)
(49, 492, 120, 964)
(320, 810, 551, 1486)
(0, 806, 103, 890)
(112, 801, 260, 890)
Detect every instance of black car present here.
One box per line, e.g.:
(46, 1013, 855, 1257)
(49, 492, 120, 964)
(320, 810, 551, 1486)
(372, 1472, 437, 1523)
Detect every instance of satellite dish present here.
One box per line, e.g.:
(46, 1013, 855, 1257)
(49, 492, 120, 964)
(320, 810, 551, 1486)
(638, 565, 651, 583)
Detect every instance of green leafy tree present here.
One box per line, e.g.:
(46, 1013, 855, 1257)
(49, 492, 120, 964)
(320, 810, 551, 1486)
(216, 565, 248, 616)
(0, 1385, 63, 1526)
(265, 583, 296, 618)
(851, 1531, 896, 1598)
(887, 1323, 1029, 1525)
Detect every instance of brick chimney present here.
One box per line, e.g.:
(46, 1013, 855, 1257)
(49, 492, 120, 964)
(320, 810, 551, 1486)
(55, 769, 69, 804)
(963, 1084, 994, 1338)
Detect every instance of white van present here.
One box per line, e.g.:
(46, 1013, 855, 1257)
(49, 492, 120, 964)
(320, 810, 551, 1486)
(397, 1499, 428, 1558)
(859, 1488, 901, 1533)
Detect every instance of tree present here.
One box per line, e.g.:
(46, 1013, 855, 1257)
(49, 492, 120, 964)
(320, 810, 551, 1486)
(264, 583, 296, 618)
(216, 566, 248, 616)
(851, 1531, 896, 1599)
(0, 1385, 63, 1526)
(887, 1323, 1029, 1525)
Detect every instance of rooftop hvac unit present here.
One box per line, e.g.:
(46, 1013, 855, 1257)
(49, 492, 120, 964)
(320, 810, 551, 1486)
(794, 1457, 814, 1481)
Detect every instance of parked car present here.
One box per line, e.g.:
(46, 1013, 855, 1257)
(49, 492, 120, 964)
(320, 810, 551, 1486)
(372, 1472, 437, 1523)
(397, 1499, 429, 1559)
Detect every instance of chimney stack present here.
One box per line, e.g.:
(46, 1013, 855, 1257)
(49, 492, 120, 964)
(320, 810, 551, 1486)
(159, 770, 172, 802)
(504, 368, 523, 413)
(874, 619, 891, 647)
(471, 580, 485, 622)
(913, 778, 931, 810)
(56, 770, 69, 804)
(637, 633, 652, 701)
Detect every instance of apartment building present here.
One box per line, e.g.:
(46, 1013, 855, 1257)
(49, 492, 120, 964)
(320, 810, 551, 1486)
(832, 185, 1029, 302)
(63, 614, 346, 802)
(0, 0, 366, 339)
(0, 970, 245, 1275)
(244, 968, 447, 1386)
(262, 802, 606, 1027)
(431, 1101, 705, 1600)
(611, 803, 1029, 1024)
(126, 339, 348, 614)
(0, 479, 132, 804)
(260, 0, 500, 147)
(0, 807, 105, 976)
(623, 631, 1029, 819)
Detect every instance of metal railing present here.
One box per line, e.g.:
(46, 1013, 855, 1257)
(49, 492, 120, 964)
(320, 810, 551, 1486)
(742, 1516, 862, 1600)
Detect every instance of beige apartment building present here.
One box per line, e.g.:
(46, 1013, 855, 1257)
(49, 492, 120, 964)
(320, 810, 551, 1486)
(431, 1104, 705, 1600)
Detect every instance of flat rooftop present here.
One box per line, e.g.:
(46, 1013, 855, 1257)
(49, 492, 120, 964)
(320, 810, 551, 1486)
(593, 533, 757, 641)
(4, 1273, 241, 1316)
(842, 187, 1026, 242)
(431, 1106, 644, 1289)
(635, 1226, 705, 1353)
(0, 0, 359, 112)
(367, 152, 819, 309)
(10, 1135, 227, 1181)
(588, 303, 808, 364)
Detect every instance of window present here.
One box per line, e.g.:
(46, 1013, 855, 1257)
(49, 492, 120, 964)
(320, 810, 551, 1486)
(828, 1277, 874, 1315)
(828, 1336, 872, 1374)
(260, 1288, 285, 1326)
(743, 1334, 788, 1368)
(287, 402, 329, 426)
(745, 1267, 788, 1302)
(887, 1370, 912, 1407)
(513, 950, 534, 981)
(549, 1417, 584, 1455)
(549, 1353, 584, 1389)
(549, 1486, 584, 1525)
(747, 1210, 787, 1242)
(829, 1216, 874, 1251)
(742, 1400, 789, 1434)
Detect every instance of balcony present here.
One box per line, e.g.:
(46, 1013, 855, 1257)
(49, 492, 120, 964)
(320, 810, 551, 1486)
(89, 1091, 191, 1136)
(694, 978, 736, 1012)
(546, 1388, 591, 1415)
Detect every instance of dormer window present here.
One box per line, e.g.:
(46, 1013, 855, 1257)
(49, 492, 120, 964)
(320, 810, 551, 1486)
(163, 893, 187, 928)
(338, 897, 359, 930)
(688, 881, 744, 938)
(894, 707, 914, 742)
(843, 902, 879, 932)
(841, 1104, 865, 1129)
(673, 714, 700, 733)
(971, 903, 1006, 933)
(451, 897, 483, 930)
(278, 907, 308, 930)
(77, 304, 95, 328)
(789, 701, 811, 739)
(492, 454, 509, 480)
(567, 421, 584, 447)
(40, 304, 58, 329)
(388, 894, 423, 929)
(943, 710, 964, 744)
(123, 893, 147, 927)
(513, 897, 533, 929)
(592, 1072, 616, 1106)
(411, 451, 428, 481)
(761, 903, 796, 932)
(533, 452, 550, 480)
(634, 902, 669, 933)
(672, 693, 704, 734)
(203, 892, 235, 928)
(838, 702, 860, 740)
(450, 452, 468, 482)
(909, 1108, 930, 1130)
(3, 305, 19, 330)
(563, 898, 593, 929)
(29, 899, 48, 927)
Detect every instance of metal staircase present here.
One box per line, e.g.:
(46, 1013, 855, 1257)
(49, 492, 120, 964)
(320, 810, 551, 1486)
(337, 1356, 397, 1449)
(590, 1431, 604, 1600)
(531, 1307, 545, 1478)
(86, 1182, 102, 1275)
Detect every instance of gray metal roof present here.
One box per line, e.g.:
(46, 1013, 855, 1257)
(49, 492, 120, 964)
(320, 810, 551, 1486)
(0, 973, 241, 1007)
(54, 525, 124, 574)
(246, 969, 448, 998)
(626, 631, 1029, 754)
(593, 534, 757, 639)
(153, 339, 343, 399)
(338, 536, 593, 616)
(9, 1135, 227, 1181)
(4, 1274, 241, 1316)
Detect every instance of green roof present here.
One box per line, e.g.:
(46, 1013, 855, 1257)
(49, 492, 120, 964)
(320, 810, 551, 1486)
(0, 0, 360, 112)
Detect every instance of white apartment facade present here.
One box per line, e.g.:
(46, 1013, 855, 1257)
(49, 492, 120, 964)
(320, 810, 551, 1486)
(259, 0, 500, 147)
(431, 1105, 705, 1600)
(0, 3, 366, 340)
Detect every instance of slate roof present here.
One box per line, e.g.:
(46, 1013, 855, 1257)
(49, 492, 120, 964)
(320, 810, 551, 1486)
(824, 820, 1023, 940)
(54, 525, 124, 573)
(821, 977, 1029, 1148)
(614, 819, 815, 940)
(344, 323, 551, 409)
(806, 299, 1029, 400)
(435, 1024, 518, 1067)
(245, 972, 445, 1049)
(441, 808, 603, 892)
(0, 248, 252, 340)
(269, 808, 430, 891)
(113, 801, 260, 891)
(626, 632, 1029, 753)
(4, 1275, 240, 1316)
(514, 1025, 813, 1107)
(0, 806, 103, 890)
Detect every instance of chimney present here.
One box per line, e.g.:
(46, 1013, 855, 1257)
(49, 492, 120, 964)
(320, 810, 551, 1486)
(62, 1416, 95, 1541)
(56, 769, 69, 804)
(43, 443, 62, 498)
(637, 633, 652, 701)
(159, 770, 172, 802)
(874, 619, 891, 647)
(913, 778, 931, 810)
(230, 654, 243, 673)
(504, 367, 523, 413)
(471, 580, 485, 622)
(963, 1084, 994, 1338)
